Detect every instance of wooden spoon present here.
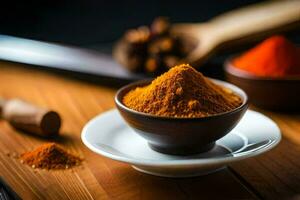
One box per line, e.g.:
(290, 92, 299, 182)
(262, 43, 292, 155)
(171, 0, 300, 66)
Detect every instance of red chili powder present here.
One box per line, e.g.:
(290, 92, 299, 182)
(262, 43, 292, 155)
(233, 35, 300, 77)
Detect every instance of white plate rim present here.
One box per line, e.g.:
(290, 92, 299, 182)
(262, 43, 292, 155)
(81, 109, 281, 167)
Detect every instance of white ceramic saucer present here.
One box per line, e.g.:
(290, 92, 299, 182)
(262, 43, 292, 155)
(82, 109, 281, 178)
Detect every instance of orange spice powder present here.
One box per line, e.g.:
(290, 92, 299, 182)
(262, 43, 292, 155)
(123, 64, 242, 117)
(20, 143, 82, 170)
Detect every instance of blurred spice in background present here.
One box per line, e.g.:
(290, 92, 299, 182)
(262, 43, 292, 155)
(233, 35, 300, 77)
(113, 17, 196, 75)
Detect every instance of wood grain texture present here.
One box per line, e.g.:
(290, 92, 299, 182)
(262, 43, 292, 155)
(0, 61, 297, 199)
(230, 108, 300, 200)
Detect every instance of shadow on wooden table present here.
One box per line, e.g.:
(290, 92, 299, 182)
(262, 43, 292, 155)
(8, 128, 77, 146)
(92, 160, 257, 199)
(231, 138, 300, 200)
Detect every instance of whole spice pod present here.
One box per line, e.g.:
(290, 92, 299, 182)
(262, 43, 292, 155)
(145, 56, 161, 74)
(148, 37, 175, 55)
(113, 17, 191, 75)
(0, 99, 61, 137)
(150, 17, 170, 37)
(113, 41, 144, 72)
(113, 27, 150, 72)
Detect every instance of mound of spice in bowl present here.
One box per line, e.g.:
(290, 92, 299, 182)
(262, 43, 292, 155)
(123, 64, 242, 118)
(232, 35, 300, 77)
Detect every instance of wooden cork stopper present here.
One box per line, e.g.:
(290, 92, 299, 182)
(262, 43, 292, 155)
(0, 99, 61, 137)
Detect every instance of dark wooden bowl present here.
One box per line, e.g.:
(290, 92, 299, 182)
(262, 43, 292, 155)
(225, 59, 300, 110)
(115, 79, 248, 155)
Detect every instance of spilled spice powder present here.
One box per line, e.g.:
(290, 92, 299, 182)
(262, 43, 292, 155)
(123, 64, 242, 117)
(20, 143, 82, 170)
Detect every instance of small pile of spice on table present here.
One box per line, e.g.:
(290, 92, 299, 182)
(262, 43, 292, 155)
(123, 64, 242, 118)
(20, 143, 82, 170)
(113, 17, 195, 75)
(233, 35, 300, 77)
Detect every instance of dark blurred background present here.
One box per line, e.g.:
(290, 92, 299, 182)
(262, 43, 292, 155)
(0, 0, 263, 46)
(0, 0, 299, 82)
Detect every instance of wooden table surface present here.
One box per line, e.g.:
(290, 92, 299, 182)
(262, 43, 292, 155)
(0, 62, 300, 200)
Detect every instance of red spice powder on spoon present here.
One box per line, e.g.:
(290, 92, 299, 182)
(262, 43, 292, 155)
(233, 35, 300, 77)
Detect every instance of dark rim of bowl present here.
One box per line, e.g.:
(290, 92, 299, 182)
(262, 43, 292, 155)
(225, 57, 300, 81)
(115, 78, 249, 120)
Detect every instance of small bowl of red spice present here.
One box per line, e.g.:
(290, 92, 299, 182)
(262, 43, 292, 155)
(225, 35, 300, 110)
(115, 64, 248, 155)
